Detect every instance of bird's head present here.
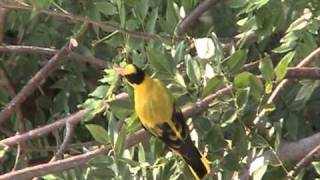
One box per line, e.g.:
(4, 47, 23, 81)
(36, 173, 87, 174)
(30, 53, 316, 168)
(116, 64, 145, 85)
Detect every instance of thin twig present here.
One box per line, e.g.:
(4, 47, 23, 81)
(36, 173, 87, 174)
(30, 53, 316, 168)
(0, 40, 76, 125)
(176, 0, 226, 36)
(51, 122, 75, 161)
(0, 2, 170, 41)
(12, 142, 22, 171)
(0, 45, 107, 69)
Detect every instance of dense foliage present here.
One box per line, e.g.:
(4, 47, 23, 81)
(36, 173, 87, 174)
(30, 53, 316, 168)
(1, 0, 320, 179)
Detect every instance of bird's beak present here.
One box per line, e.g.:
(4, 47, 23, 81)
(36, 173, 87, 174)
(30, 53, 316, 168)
(115, 67, 125, 76)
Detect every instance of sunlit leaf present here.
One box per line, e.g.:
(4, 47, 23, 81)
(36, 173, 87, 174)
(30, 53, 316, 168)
(194, 38, 215, 59)
(259, 55, 274, 82)
(274, 51, 295, 81)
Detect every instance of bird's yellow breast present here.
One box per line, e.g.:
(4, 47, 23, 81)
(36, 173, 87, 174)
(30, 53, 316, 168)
(133, 77, 173, 129)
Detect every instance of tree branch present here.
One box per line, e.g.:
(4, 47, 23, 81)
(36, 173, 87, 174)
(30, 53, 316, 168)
(0, 85, 232, 179)
(1, 65, 319, 147)
(176, 0, 226, 36)
(0, 2, 171, 41)
(287, 143, 320, 178)
(0, 110, 87, 147)
(1, 47, 319, 178)
(0, 40, 76, 125)
(24, 141, 99, 153)
(50, 122, 75, 161)
(0, 145, 110, 180)
(0, 45, 106, 69)
(286, 67, 320, 79)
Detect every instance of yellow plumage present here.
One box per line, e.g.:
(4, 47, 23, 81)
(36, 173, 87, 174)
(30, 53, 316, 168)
(118, 64, 210, 179)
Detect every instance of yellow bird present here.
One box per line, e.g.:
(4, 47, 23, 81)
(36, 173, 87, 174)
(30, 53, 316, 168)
(116, 64, 210, 179)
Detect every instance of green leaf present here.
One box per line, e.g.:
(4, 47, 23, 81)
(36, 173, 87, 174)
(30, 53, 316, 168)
(94, 1, 118, 16)
(224, 49, 248, 74)
(294, 80, 320, 108)
(202, 76, 225, 97)
(86, 166, 115, 178)
(236, 87, 250, 110)
(109, 98, 133, 120)
(251, 133, 269, 148)
(145, 8, 158, 33)
(274, 51, 295, 81)
(86, 124, 109, 144)
(31, 0, 52, 9)
(186, 56, 201, 84)
(259, 55, 274, 82)
(234, 72, 264, 100)
(285, 113, 299, 140)
(89, 85, 109, 98)
(117, 0, 126, 27)
(174, 41, 186, 62)
(134, 0, 149, 22)
(227, 0, 248, 8)
(251, 157, 268, 180)
(312, 161, 320, 175)
(194, 38, 215, 59)
(126, 114, 141, 133)
(165, 1, 179, 33)
(114, 126, 127, 157)
(273, 32, 298, 53)
(265, 81, 273, 94)
(211, 32, 224, 71)
(222, 151, 240, 171)
(138, 143, 147, 176)
(80, 99, 105, 121)
(0, 144, 8, 159)
(147, 49, 175, 75)
(86, 3, 101, 35)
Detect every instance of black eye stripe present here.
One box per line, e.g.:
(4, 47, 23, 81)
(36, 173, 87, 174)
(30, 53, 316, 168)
(124, 67, 145, 84)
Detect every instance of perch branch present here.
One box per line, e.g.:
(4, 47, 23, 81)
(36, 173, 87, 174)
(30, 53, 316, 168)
(0, 85, 232, 179)
(1, 66, 319, 147)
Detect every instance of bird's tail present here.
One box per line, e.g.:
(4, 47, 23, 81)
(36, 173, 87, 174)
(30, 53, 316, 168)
(178, 138, 211, 180)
